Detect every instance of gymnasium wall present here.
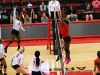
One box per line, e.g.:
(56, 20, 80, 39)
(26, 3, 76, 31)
(1, 21, 100, 40)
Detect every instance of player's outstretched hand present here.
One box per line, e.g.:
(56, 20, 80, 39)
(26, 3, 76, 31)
(25, 30, 27, 33)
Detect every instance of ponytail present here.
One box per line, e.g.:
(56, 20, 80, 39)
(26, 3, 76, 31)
(35, 51, 40, 67)
(36, 57, 40, 67)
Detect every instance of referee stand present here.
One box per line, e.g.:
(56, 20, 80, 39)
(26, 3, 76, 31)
(47, 18, 53, 54)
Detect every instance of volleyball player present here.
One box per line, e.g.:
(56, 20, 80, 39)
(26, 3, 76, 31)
(0, 38, 7, 75)
(94, 51, 100, 75)
(57, 11, 71, 64)
(30, 51, 45, 75)
(11, 47, 27, 75)
(4, 5, 27, 53)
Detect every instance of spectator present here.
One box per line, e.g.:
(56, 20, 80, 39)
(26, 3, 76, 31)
(1, 9, 9, 24)
(67, 5, 77, 19)
(40, 2, 47, 12)
(32, 14, 40, 23)
(83, 4, 93, 21)
(92, 0, 100, 9)
(20, 8, 28, 23)
(29, 8, 35, 18)
(41, 12, 48, 23)
(69, 14, 78, 22)
(94, 51, 100, 75)
(24, 14, 31, 24)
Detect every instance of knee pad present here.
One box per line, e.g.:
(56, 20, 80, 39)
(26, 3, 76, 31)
(9, 41, 13, 44)
(65, 49, 70, 53)
(1, 63, 3, 66)
(17, 41, 20, 43)
(4, 65, 7, 68)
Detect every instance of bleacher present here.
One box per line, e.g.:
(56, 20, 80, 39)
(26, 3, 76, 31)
(1, 0, 100, 21)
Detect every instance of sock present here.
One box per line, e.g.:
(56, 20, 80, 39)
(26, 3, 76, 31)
(16, 73, 20, 75)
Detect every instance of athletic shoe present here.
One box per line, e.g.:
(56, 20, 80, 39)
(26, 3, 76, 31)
(64, 57, 68, 63)
(17, 46, 20, 51)
(4, 48, 7, 53)
(65, 58, 71, 64)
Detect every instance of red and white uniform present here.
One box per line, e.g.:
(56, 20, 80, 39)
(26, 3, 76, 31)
(0, 44, 4, 59)
(11, 52, 24, 66)
(30, 57, 42, 72)
(13, 8, 25, 31)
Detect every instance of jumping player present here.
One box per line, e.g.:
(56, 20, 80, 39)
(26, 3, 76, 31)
(57, 10, 71, 64)
(0, 38, 7, 75)
(94, 51, 100, 75)
(30, 51, 45, 75)
(4, 5, 27, 53)
(11, 47, 27, 75)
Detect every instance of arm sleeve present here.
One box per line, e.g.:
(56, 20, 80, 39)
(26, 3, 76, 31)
(20, 22, 25, 32)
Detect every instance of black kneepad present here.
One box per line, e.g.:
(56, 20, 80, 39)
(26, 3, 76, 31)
(4, 65, 7, 68)
(17, 41, 20, 43)
(65, 49, 70, 53)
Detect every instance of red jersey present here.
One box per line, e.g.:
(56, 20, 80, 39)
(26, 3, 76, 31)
(94, 58, 100, 71)
(62, 24, 69, 38)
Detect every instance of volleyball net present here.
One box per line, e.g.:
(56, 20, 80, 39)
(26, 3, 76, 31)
(52, 10, 64, 74)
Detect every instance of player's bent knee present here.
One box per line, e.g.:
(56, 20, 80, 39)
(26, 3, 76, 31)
(4, 65, 7, 68)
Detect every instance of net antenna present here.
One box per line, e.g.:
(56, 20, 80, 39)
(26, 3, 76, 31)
(53, 8, 64, 75)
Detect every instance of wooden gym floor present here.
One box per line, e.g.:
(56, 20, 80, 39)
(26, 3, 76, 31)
(5, 42, 100, 75)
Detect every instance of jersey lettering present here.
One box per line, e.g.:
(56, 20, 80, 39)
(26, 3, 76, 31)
(16, 53, 20, 57)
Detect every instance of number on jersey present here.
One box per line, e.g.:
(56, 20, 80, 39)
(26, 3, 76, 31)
(16, 53, 20, 57)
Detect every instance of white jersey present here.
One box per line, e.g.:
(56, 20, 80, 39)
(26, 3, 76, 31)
(11, 52, 24, 66)
(48, 0, 61, 16)
(13, 7, 25, 31)
(30, 57, 41, 72)
(0, 44, 4, 59)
